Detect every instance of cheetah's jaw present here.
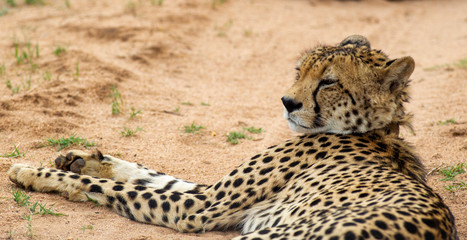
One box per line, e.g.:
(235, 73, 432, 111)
(284, 109, 331, 134)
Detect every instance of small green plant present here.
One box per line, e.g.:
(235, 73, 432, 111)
(184, 123, 204, 134)
(454, 58, 467, 69)
(12, 189, 31, 206)
(13, 40, 39, 67)
(22, 75, 31, 91)
(6, 79, 20, 93)
(211, 0, 227, 8)
(1, 144, 25, 158)
(226, 131, 246, 145)
(22, 213, 34, 238)
(45, 135, 96, 151)
(0, 7, 8, 16)
(444, 181, 467, 192)
(6, 0, 16, 7)
(110, 85, 123, 115)
(35, 43, 39, 58)
(129, 107, 142, 119)
(120, 126, 143, 137)
(73, 61, 79, 80)
(36, 203, 66, 216)
(436, 118, 457, 125)
(181, 101, 193, 106)
(54, 45, 66, 56)
(65, 0, 71, 8)
(216, 18, 233, 37)
(125, 0, 137, 15)
(43, 70, 51, 81)
(81, 224, 94, 233)
(438, 162, 466, 181)
(25, 0, 44, 5)
(13, 189, 65, 238)
(8, 228, 15, 239)
(201, 102, 210, 106)
(243, 29, 252, 37)
(244, 126, 262, 134)
(0, 63, 5, 77)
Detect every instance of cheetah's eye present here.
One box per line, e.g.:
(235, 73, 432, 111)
(318, 78, 338, 89)
(295, 67, 301, 81)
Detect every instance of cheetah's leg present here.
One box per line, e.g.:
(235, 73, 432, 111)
(7, 164, 225, 232)
(54, 150, 206, 193)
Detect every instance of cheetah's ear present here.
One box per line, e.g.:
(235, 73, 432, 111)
(339, 35, 371, 49)
(382, 56, 415, 93)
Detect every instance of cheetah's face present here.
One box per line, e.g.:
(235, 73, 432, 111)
(282, 35, 415, 134)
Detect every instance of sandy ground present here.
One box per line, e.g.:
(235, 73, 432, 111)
(0, 0, 465, 239)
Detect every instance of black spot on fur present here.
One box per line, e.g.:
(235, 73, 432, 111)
(170, 194, 181, 202)
(81, 178, 91, 185)
(162, 202, 170, 212)
(148, 199, 157, 209)
(90, 184, 103, 193)
(184, 199, 194, 209)
(127, 191, 138, 200)
(233, 178, 244, 187)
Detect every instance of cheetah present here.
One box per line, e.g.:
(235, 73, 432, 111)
(8, 35, 458, 240)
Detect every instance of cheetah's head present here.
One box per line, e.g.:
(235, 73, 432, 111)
(282, 35, 414, 134)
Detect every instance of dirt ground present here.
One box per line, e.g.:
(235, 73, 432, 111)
(0, 0, 465, 239)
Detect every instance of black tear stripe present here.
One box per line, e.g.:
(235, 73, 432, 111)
(312, 86, 321, 114)
(311, 86, 325, 128)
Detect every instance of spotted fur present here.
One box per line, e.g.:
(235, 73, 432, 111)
(8, 35, 458, 240)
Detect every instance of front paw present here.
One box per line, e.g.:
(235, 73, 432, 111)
(8, 164, 34, 188)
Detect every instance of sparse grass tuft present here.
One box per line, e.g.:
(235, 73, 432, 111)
(1, 144, 25, 158)
(444, 182, 467, 192)
(454, 58, 467, 69)
(43, 70, 51, 81)
(73, 61, 79, 80)
(0, 63, 5, 76)
(184, 123, 204, 134)
(25, 0, 44, 5)
(243, 126, 262, 134)
(54, 45, 66, 56)
(110, 85, 123, 115)
(12, 189, 30, 206)
(438, 162, 466, 181)
(121, 126, 143, 137)
(6, 0, 16, 7)
(65, 0, 70, 8)
(226, 131, 246, 145)
(6, 79, 20, 93)
(0, 7, 8, 16)
(129, 107, 143, 119)
(81, 224, 94, 233)
(181, 101, 193, 106)
(424, 58, 467, 71)
(211, 0, 227, 8)
(13, 189, 65, 238)
(436, 118, 457, 125)
(45, 135, 96, 151)
(201, 102, 210, 106)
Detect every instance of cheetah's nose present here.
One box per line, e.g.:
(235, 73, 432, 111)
(281, 97, 303, 113)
